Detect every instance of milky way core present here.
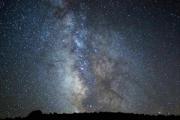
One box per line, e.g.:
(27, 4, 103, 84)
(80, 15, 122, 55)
(0, 0, 180, 118)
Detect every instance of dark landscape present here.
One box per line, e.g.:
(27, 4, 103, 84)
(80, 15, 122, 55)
(1, 110, 180, 120)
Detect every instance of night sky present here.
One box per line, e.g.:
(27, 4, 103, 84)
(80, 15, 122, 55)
(0, 0, 180, 118)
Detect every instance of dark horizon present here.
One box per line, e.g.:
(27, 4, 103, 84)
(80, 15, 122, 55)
(1, 110, 180, 120)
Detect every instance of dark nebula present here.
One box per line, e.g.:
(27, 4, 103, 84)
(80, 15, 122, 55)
(0, 0, 180, 118)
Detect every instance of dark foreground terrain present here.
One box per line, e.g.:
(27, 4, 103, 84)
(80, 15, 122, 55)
(1, 110, 180, 120)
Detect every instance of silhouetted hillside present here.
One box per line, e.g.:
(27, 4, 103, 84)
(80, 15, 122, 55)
(1, 110, 180, 120)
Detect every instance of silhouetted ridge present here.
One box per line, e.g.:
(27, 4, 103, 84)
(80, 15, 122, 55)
(27, 110, 42, 118)
(1, 110, 180, 120)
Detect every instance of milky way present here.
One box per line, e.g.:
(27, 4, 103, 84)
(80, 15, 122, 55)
(0, 0, 180, 118)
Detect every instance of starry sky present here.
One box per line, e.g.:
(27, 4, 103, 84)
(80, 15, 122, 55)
(0, 0, 180, 118)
